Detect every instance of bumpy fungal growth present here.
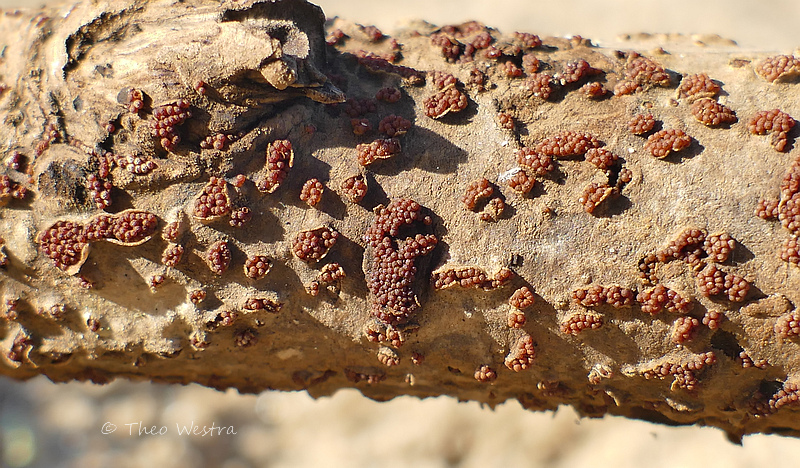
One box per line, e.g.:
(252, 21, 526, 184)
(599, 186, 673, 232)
(205, 240, 231, 275)
(579, 81, 607, 99)
(244, 255, 273, 279)
(642, 352, 717, 391)
(37, 221, 89, 274)
(535, 131, 601, 158)
(377, 347, 399, 367)
(200, 133, 234, 151)
(364, 199, 437, 325)
(579, 183, 616, 213)
(474, 365, 497, 383)
(556, 59, 600, 85)
(747, 109, 795, 152)
(780, 236, 800, 265)
(560, 311, 604, 335)
(515, 148, 555, 175)
(695, 263, 726, 297)
(703, 232, 735, 263)
(234, 328, 257, 348)
(193, 176, 231, 220)
(229, 207, 252, 228)
(356, 138, 401, 166)
(572, 285, 635, 308)
(755, 55, 800, 83)
(738, 351, 768, 369)
(637, 284, 692, 315)
(677, 73, 720, 100)
(627, 113, 656, 135)
(507, 309, 526, 328)
(702, 309, 723, 330)
(340, 174, 368, 203)
(307, 262, 346, 296)
(658, 227, 707, 264)
(375, 87, 401, 103)
(614, 53, 671, 95)
(109, 210, 158, 245)
(243, 298, 282, 313)
(775, 309, 800, 338)
(432, 266, 513, 290)
(509, 286, 535, 309)
(378, 114, 412, 137)
(645, 129, 692, 158)
(292, 227, 339, 262)
(498, 112, 514, 130)
(505, 334, 536, 371)
(300, 178, 324, 207)
(424, 86, 468, 119)
(507, 169, 536, 195)
(85, 174, 113, 210)
(691, 98, 737, 126)
(161, 244, 184, 267)
(125, 88, 144, 113)
(461, 178, 494, 210)
(780, 193, 800, 233)
(671, 316, 700, 343)
(585, 147, 618, 170)
(258, 140, 294, 193)
(723, 272, 750, 302)
(350, 118, 371, 135)
(525, 73, 554, 100)
(151, 99, 191, 151)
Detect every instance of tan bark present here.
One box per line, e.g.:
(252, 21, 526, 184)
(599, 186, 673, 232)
(1, 0, 800, 441)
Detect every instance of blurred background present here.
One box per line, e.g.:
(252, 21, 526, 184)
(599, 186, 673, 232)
(2, 0, 800, 467)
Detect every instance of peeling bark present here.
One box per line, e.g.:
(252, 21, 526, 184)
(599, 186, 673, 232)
(1, 0, 800, 441)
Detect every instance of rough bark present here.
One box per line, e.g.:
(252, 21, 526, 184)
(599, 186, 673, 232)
(1, 0, 800, 442)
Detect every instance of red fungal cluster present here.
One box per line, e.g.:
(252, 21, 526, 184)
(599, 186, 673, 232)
(643, 352, 716, 391)
(364, 320, 413, 348)
(307, 262, 346, 296)
(432, 266, 513, 290)
(768, 382, 800, 413)
(691, 98, 737, 127)
(356, 138, 401, 166)
(775, 309, 800, 338)
(85, 174, 113, 210)
(234, 328, 257, 348)
(38, 222, 87, 272)
(556, 59, 600, 85)
(343, 98, 377, 118)
(300, 178, 324, 207)
(704, 232, 735, 263)
(502, 60, 523, 78)
(645, 129, 692, 158)
(677, 73, 720, 100)
(627, 113, 656, 135)
(7, 332, 32, 363)
(364, 199, 437, 325)
(326, 28, 346, 46)
(702, 309, 723, 330)
(344, 368, 386, 385)
(125, 88, 145, 113)
(755, 55, 800, 82)
(293, 227, 339, 262)
(747, 109, 795, 152)
(189, 289, 206, 304)
(356, 53, 424, 84)
(756, 198, 779, 220)
(243, 298, 282, 313)
(658, 228, 707, 264)
(535, 131, 601, 158)
(614, 53, 671, 95)
(507, 309, 526, 328)
(229, 207, 252, 228)
(525, 73, 554, 100)
(0, 175, 27, 206)
(585, 148, 618, 170)
(461, 178, 494, 210)
(505, 334, 536, 371)
(780, 236, 799, 265)
(560, 311, 604, 335)
(244, 255, 272, 279)
(572, 284, 635, 308)
(205, 240, 231, 275)
(498, 112, 514, 130)
(509, 286, 535, 309)
(119, 154, 157, 175)
(378, 115, 412, 137)
(580, 82, 606, 99)
(671, 316, 700, 343)
(161, 244, 184, 267)
(515, 148, 555, 175)
(258, 139, 294, 193)
(695, 263, 750, 302)
(424, 86, 468, 119)
(341, 174, 368, 203)
(637, 284, 692, 315)
(579, 183, 615, 213)
(375, 87, 401, 103)
(738, 351, 768, 369)
(507, 170, 535, 195)
(34, 122, 59, 157)
(350, 118, 371, 135)
(193, 176, 230, 220)
(200, 133, 234, 151)
(474, 365, 498, 383)
(513, 31, 542, 49)
(151, 99, 191, 151)
(376, 347, 399, 367)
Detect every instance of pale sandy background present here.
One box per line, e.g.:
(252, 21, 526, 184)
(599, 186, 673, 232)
(1, 1, 800, 467)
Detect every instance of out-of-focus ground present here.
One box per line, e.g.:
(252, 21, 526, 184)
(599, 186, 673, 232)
(1, 0, 800, 467)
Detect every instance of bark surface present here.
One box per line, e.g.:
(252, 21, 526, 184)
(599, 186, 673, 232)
(1, 0, 800, 441)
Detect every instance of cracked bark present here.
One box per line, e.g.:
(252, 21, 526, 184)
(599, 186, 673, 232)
(1, 0, 800, 442)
